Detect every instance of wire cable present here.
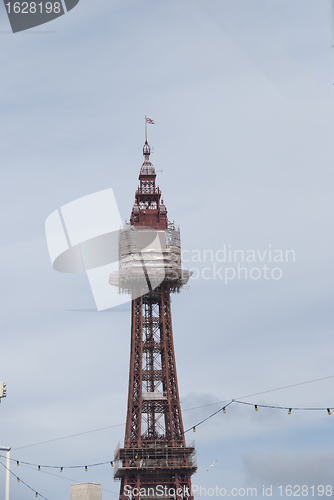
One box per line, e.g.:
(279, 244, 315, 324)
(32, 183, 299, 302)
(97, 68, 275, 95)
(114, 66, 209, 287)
(234, 400, 334, 411)
(182, 374, 334, 412)
(2, 456, 113, 470)
(11, 375, 334, 449)
(0, 460, 48, 499)
(13, 423, 125, 451)
(6, 461, 119, 496)
(184, 400, 234, 433)
(184, 399, 333, 434)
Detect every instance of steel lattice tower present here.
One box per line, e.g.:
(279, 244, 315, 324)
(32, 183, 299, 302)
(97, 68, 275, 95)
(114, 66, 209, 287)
(112, 140, 196, 499)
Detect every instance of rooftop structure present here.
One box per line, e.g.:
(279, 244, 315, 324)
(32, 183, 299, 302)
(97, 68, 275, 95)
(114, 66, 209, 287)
(70, 483, 102, 500)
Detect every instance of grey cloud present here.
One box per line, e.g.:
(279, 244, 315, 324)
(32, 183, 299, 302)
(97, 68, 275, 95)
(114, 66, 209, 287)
(243, 449, 334, 487)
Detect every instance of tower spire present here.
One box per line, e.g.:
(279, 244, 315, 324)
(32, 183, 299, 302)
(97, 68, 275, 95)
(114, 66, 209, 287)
(144, 115, 155, 153)
(143, 137, 151, 159)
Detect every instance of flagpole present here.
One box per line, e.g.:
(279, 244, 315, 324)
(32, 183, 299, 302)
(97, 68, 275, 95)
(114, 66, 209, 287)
(145, 115, 147, 142)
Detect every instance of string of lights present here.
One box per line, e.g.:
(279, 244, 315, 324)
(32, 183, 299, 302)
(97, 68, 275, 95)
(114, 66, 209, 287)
(4, 460, 119, 497)
(187, 399, 333, 433)
(185, 401, 234, 434)
(3, 374, 332, 475)
(234, 400, 333, 412)
(0, 455, 114, 471)
(4, 400, 332, 468)
(0, 461, 48, 499)
(182, 374, 334, 412)
(11, 375, 334, 451)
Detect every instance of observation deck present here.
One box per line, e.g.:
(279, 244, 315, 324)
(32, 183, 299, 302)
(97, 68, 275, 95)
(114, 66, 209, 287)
(113, 441, 197, 480)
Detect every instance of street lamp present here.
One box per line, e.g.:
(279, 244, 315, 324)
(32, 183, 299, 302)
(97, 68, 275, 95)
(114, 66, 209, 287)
(0, 382, 9, 499)
(0, 446, 11, 500)
(0, 382, 7, 399)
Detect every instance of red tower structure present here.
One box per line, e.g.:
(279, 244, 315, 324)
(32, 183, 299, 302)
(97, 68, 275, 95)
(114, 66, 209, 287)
(112, 140, 196, 499)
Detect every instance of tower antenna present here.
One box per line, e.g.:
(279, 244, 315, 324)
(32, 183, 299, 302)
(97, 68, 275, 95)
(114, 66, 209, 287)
(145, 115, 147, 143)
(144, 116, 155, 144)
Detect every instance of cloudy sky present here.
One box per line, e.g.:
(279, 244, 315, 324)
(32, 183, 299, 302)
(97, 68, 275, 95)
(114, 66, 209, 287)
(1, 0, 334, 498)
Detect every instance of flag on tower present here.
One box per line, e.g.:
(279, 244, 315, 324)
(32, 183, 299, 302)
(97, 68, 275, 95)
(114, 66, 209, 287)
(146, 117, 155, 124)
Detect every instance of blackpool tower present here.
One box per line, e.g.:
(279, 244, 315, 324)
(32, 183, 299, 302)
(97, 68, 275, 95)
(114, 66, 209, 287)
(110, 137, 197, 499)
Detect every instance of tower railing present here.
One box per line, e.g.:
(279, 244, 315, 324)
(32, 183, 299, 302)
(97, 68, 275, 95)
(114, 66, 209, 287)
(113, 440, 197, 479)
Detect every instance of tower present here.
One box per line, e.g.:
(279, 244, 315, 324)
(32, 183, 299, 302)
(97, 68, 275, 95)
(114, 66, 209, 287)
(111, 139, 196, 499)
